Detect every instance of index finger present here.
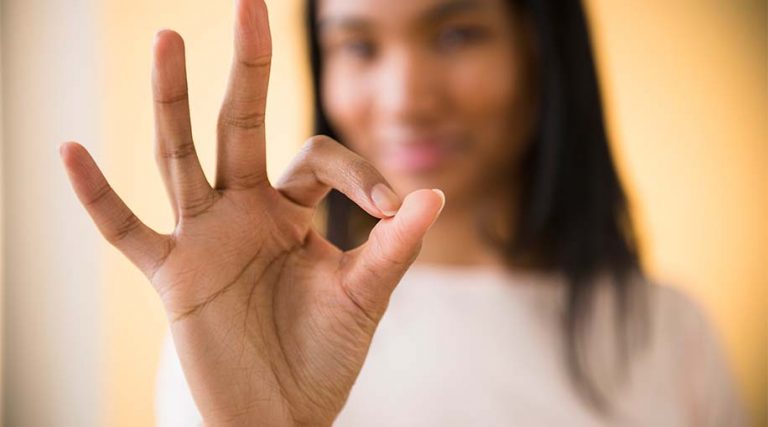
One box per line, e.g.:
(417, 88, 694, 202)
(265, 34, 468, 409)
(60, 142, 171, 279)
(216, 0, 273, 190)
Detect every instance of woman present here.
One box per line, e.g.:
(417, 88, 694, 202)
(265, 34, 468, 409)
(61, 0, 745, 425)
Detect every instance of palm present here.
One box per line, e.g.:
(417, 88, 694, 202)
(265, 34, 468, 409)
(60, 1, 443, 425)
(152, 187, 313, 320)
(155, 186, 373, 425)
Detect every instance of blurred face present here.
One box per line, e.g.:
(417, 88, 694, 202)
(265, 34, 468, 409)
(317, 0, 537, 205)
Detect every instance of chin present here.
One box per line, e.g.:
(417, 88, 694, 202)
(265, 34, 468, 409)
(384, 168, 463, 201)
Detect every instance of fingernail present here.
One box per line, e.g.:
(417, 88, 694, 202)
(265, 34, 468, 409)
(371, 183, 401, 217)
(430, 189, 446, 227)
(431, 189, 446, 213)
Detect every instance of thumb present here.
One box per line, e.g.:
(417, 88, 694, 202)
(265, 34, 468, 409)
(338, 189, 445, 322)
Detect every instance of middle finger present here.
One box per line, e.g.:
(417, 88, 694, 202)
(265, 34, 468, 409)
(216, 0, 273, 191)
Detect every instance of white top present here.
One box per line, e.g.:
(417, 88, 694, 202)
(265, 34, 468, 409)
(155, 264, 746, 426)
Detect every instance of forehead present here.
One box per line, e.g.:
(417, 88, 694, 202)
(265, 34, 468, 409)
(317, 0, 504, 27)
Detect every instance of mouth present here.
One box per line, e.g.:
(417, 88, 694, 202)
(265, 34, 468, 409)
(378, 137, 463, 174)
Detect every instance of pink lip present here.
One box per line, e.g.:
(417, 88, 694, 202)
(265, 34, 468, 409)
(380, 141, 452, 173)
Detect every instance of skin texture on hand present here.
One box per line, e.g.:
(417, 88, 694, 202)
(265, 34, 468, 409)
(59, 0, 445, 425)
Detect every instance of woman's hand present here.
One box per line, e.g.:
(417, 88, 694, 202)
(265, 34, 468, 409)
(59, 0, 444, 425)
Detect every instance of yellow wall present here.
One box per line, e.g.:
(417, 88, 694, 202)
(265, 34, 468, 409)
(586, 1, 767, 423)
(0, 6, 4, 420)
(100, 1, 766, 425)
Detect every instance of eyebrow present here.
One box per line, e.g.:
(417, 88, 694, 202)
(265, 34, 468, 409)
(317, 0, 486, 33)
(423, 0, 486, 22)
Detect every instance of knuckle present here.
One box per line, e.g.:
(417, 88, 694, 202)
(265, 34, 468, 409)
(386, 226, 418, 262)
(85, 183, 113, 207)
(238, 53, 272, 70)
(377, 245, 416, 273)
(348, 156, 375, 175)
(154, 91, 189, 106)
(296, 136, 337, 179)
(296, 135, 385, 193)
(226, 170, 268, 190)
(218, 109, 266, 131)
(303, 135, 335, 154)
(158, 141, 196, 160)
(106, 212, 142, 245)
(347, 157, 380, 187)
(179, 191, 218, 219)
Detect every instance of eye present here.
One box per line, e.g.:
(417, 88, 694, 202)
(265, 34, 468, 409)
(341, 39, 376, 60)
(436, 26, 487, 50)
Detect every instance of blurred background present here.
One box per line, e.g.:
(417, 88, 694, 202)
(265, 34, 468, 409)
(1, 0, 765, 425)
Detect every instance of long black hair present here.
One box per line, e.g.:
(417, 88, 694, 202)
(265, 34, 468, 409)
(305, 0, 646, 415)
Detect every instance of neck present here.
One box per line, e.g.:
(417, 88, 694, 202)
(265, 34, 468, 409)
(416, 189, 515, 268)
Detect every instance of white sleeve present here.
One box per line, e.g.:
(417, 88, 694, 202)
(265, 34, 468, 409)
(155, 331, 204, 427)
(670, 289, 748, 426)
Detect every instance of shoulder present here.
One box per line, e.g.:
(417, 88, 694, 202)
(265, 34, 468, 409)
(588, 274, 721, 366)
(630, 279, 721, 358)
(640, 281, 747, 424)
(647, 282, 707, 324)
(643, 281, 716, 344)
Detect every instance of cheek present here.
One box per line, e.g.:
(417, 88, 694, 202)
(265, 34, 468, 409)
(450, 54, 533, 167)
(321, 67, 373, 157)
(452, 56, 519, 130)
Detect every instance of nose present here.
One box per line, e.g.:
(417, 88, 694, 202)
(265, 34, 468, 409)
(374, 48, 444, 126)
